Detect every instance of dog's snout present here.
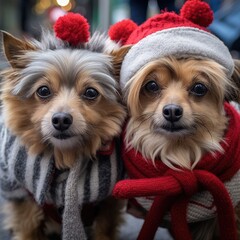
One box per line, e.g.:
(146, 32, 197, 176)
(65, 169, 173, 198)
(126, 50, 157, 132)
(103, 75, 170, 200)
(163, 104, 183, 122)
(52, 113, 73, 131)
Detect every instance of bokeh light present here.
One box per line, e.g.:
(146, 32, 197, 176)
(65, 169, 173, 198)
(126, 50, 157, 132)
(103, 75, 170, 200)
(56, 0, 70, 7)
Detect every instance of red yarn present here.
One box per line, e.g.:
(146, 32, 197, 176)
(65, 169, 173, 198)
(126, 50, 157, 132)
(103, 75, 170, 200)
(54, 13, 90, 46)
(125, 12, 209, 45)
(109, 0, 213, 46)
(180, 0, 213, 27)
(113, 103, 240, 240)
(108, 19, 138, 45)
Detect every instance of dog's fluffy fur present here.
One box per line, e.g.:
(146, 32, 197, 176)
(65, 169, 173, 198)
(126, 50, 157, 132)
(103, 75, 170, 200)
(1, 31, 126, 169)
(123, 56, 240, 239)
(0, 30, 127, 240)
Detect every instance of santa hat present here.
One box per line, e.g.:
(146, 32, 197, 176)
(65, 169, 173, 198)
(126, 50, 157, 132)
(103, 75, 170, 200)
(109, 0, 234, 90)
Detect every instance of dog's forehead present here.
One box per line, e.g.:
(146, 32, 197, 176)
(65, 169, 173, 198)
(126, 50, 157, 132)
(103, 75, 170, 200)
(23, 31, 118, 86)
(25, 48, 113, 79)
(32, 48, 110, 65)
(13, 48, 117, 99)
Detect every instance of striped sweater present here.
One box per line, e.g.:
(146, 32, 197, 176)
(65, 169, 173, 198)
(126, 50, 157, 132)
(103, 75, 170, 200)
(0, 118, 123, 240)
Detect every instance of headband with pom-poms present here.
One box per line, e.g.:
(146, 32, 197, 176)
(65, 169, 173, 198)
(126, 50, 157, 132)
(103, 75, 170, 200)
(54, 12, 90, 46)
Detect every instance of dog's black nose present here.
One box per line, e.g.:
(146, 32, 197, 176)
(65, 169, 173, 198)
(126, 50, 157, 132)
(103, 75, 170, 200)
(163, 104, 183, 122)
(52, 113, 73, 131)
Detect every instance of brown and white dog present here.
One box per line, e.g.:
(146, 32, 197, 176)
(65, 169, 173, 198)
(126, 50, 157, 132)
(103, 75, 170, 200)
(109, 1, 240, 239)
(0, 13, 127, 240)
(120, 57, 240, 238)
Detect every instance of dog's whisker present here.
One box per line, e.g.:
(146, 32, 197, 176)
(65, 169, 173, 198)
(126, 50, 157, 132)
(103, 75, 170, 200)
(193, 114, 214, 141)
(129, 113, 155, 132)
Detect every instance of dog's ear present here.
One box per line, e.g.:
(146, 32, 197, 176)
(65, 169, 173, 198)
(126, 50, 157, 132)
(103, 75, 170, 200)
(1, 30, 35, 68)
(226, 59, 240, 103)
(111, 45, 132, 82)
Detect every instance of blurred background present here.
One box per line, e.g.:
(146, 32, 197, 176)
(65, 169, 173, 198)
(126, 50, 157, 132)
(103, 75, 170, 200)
(0, 0, 240, 239)
(0, 0, 240, 58)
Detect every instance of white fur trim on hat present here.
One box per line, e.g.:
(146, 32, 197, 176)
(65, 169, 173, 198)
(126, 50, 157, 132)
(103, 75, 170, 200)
(120, 27, 234, 90)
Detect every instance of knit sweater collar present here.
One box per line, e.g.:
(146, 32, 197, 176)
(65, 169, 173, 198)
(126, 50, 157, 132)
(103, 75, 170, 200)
(113, 102, 240, 240)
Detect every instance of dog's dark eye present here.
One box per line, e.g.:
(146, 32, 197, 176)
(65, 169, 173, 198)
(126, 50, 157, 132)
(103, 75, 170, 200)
(144, 81, 159, 93)
(190, 83, 208, 96)
(83, 88, 99, 100)
(37, 86, 51, 99)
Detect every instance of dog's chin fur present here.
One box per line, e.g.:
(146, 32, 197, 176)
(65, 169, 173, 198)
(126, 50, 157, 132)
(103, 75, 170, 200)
(124, 57, 235, 170)
(1, 31, 126, 169)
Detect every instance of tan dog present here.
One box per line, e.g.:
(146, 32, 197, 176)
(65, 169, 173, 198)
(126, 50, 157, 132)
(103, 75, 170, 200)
(109, 1, 240, 239)
(117, 58, 240, 240)
(125, 57, 237, 169)
(121, 56, 240, 239)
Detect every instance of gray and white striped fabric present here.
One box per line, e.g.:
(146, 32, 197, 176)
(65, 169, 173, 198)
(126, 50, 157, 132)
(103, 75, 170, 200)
(0, 119, 123, 240)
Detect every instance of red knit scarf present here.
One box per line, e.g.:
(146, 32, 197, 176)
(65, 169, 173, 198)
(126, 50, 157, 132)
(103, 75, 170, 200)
(113, 103, 240, 240)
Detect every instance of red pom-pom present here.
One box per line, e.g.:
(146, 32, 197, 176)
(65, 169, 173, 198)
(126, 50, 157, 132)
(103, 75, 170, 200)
(108, 19, 138, 45)
(54, 13, 90, 46)
(180, 0, 213, 27)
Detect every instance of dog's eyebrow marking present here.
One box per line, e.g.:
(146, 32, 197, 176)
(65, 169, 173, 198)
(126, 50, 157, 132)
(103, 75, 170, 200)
(164, 63, 177, 77)
(155, 61, 178, 80)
